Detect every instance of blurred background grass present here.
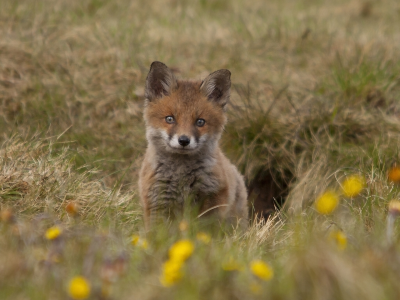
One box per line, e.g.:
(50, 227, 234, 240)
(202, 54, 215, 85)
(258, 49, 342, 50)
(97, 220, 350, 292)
(2, 0, 400, 299)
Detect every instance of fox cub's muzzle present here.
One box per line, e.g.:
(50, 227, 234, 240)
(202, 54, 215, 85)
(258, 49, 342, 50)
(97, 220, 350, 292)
(178, 135, 190, 147)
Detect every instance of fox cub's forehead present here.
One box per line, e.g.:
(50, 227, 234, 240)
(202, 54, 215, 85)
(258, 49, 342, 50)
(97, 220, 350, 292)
(154, 80, 216, 113)
(171, 80, 205, 103)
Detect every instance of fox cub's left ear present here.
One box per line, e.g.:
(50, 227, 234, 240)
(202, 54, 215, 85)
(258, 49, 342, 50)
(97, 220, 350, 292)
(145, 61, 178, 101)
(200, 69, 231, 109)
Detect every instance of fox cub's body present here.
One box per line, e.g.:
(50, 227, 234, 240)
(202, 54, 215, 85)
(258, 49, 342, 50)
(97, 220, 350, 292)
(139, 61, 247, 227)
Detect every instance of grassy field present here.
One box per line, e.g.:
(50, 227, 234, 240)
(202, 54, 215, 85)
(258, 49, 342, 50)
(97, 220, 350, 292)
(2, 0, 400, 299)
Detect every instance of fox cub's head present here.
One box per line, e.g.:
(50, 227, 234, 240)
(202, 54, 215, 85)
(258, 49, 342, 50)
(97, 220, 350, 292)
(143, 61, 230, 155)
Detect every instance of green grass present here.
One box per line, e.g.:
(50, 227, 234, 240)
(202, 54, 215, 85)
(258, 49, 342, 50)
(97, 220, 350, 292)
(2, 0, 400, 299)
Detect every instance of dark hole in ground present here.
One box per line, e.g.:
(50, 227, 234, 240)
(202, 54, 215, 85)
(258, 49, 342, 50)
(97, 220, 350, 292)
(248, 171, 290, 220)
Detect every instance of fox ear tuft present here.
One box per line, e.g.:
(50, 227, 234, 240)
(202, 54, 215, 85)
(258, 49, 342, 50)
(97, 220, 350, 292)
(200, 69, 231, 108)
(145, 61, 177, 101)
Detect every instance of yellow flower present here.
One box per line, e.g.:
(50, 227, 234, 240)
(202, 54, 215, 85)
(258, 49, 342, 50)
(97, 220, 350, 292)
(131, 235, 148, 249)
(131, 235, 140, 245)
(250, 260, 273, 281)
(388, 200, 400, 216)
(221, 256, 243, 271)
(169, 239, 194, 262)
(388, 166, 400, 183)
(329, 230, 347, 251)
(196, 232, 211, 244)
(342, 175, 365, 198)
(160, 239, 194, 287)
(45, 226, 62, 240)
(160, 258, 184, 287)
(315, 190, 339, 215)
(68, 276, 91, 300)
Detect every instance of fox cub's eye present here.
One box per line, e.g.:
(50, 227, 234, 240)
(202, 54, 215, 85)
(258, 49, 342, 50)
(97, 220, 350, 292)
(165, 116, 175, 124)
(196, 119, 206, 127)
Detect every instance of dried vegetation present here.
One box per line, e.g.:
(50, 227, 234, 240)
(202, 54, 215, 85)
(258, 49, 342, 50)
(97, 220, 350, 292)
(2, 0, 400, 299)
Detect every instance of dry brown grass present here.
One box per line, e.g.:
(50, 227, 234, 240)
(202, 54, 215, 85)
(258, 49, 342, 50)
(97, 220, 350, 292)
(2, 0, 400, 299)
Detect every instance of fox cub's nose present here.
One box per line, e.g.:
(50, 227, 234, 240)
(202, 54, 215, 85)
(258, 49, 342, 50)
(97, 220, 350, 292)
(178, 135, 190, 147)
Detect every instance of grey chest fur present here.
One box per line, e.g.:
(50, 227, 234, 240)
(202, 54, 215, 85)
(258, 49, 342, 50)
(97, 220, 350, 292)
(148, 155, 220, 208)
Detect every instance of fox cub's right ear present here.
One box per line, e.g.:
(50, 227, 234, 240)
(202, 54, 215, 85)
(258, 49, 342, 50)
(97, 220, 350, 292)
(145, 61, 177, 101)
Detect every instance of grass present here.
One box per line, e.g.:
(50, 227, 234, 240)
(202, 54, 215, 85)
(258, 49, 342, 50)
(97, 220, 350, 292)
(2, 0, 400, 299)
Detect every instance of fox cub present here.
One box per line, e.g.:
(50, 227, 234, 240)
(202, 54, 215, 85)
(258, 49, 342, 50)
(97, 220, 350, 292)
(139, 61, 247, 227)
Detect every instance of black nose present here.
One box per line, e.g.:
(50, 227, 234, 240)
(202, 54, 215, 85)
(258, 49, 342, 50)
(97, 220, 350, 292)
(178, 135, 190, 147)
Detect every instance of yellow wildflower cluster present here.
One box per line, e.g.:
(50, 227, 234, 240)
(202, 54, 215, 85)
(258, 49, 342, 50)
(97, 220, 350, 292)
(131, 235, 149, 249)
(329, 230, 347, 251)
(315, 174, 366, 215)
(169, 239, 195, 261)
(68, 276, 91, 300)
(45, 226, 62, 240)
(341, 175, 365, 198)
(161, 239, 194, 287)
(250, 260, 274, 281)
(161, 259, 184, 287)
(315, 190, 339, 215)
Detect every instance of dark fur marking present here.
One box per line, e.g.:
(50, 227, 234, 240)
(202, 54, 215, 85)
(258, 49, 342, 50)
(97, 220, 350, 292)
(208, 88, 223, 100)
